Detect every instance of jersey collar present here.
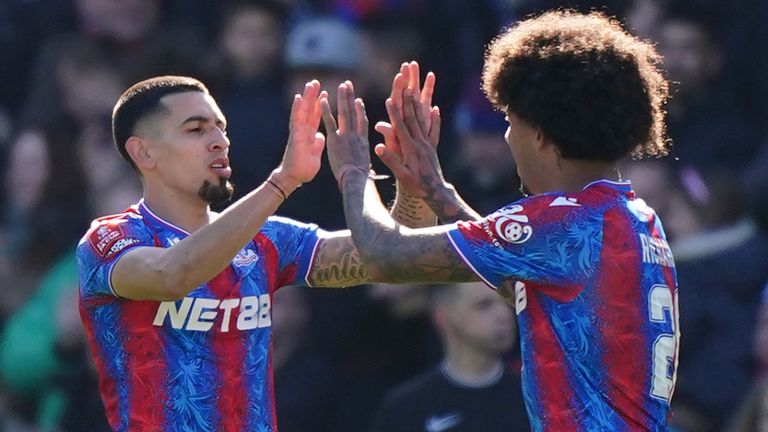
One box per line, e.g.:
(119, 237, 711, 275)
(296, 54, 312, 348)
(582, 179, 634, 196)
(138, 199, 191, 236)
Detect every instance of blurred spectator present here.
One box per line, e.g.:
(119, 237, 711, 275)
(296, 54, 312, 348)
(0, 164, 136, 432)
(668, 168, 768, 430)
(332, 283, 441, 431)
(726, 286, 768, 432)
(215, 0, 291, 199)
(53, 39, 140, 215)
(623, 160, 768, 429)
(0, 36, 140, 431)
(358, 17, 427, 169)
(369, 282, 529, 432)
(273, 285, 339, 432)
(446, 75, 521, 215)
(625, 0, 668, 39)
(1, 38, 138, 282)
(358, 18, 424, 108)
(19, 0, 213, 130)
(281, 16, 364, 229)
(0, 125, 89, 316)
(0, 0, 74, 121)
(657, 14, 758, 170)
(285, 16, 362, 104)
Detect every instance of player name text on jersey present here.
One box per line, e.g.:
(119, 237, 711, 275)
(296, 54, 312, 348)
(639, 233, 675, 268)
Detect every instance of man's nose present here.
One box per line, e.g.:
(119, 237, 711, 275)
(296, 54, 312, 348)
(210, 128, 230, 151)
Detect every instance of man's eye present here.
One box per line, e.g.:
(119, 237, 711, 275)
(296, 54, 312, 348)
(190, 127, 203, 133)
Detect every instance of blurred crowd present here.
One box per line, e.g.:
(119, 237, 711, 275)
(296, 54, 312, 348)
(1, 0, 767, 431)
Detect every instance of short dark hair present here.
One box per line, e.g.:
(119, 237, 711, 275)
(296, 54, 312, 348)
(482, 10, 670, 162)
(112, 75, 209, 171)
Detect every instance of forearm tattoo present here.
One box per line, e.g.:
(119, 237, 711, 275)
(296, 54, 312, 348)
(390, 192, 437, 228)
(309, 236, 371, 287)
(371, 230, 476, 283)
(343, 173, 476, 284)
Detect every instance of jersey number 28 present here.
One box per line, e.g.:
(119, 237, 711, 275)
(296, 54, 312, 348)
(648, 284, 679, 403)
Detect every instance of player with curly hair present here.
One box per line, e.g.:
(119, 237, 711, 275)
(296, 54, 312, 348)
(323, 10, 678, 431)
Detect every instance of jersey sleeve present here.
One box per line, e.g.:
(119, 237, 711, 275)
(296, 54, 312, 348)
(76, 216, 153, 299)
(445, 195, 602, 289)
(260, 216, 324, 288)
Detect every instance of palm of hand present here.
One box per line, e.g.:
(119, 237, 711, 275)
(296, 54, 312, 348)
(281, 81, 326, 184)
(286, 124, 324, 182)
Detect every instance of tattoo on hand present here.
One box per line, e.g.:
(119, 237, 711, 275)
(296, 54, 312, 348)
(421, 181, 476, 223)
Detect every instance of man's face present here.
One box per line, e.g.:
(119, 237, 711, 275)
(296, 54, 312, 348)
(659, 20, 717, 94)
(222, 7, 282, 76)
(138, 91, 233, 203)
(446, 283, 516, 354)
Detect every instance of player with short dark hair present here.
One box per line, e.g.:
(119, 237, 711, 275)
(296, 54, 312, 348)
(112, 76, 211, 173)
(323, 10, 679, 431)
(77, 73, 438, 431)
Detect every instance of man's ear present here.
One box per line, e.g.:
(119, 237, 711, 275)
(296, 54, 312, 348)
(125, 136, 155, 170)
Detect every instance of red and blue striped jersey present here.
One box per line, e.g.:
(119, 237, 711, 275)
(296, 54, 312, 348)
(76, 200, 323, 432)
(446, 180, 679, 432)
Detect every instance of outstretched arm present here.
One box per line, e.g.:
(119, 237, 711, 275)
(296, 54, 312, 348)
(321, 82, 478, 284)
(111, 82, 328, 300)
(307, 67, 441, 288)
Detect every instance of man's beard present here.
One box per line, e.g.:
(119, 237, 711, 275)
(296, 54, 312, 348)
(198, 177, 234, 204)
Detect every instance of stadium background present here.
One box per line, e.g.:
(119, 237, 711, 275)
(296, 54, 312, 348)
(1, 0, 767, 430)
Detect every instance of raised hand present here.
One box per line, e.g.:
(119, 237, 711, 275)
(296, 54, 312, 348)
(276, 80, 327, 188)
(321, 81, 372, 186)
(374, 61, 442, 197)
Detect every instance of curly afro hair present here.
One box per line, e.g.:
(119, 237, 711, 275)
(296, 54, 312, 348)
(483, 10, 670, 162)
